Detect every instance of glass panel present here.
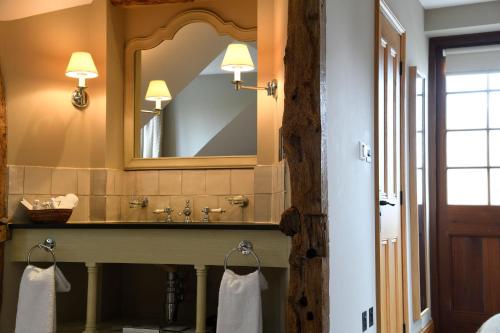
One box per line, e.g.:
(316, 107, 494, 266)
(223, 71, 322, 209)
(416, 96, 423, 132)
(447, 131, 487, 167)
(491, 169, 500, 206)
(446, 74, 487, 93)
(446, 93, 487, 130)
(490, 130, 500, 166)
(417, 169, 423, 205)
(447, 169, 488, 205)
(417, 132, 423, 169)
(416, 77, 424, 95)
(490, 72, 500, 90)
(490, 92, 500, 128)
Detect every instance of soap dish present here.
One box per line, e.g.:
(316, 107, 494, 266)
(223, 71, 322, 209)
(27, 209, 73, 224)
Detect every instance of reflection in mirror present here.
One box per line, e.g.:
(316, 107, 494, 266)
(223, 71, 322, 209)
(410, 67, 430, 318)
(135, 22, 257, 159)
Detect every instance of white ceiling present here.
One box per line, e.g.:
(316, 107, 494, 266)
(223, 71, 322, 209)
(420, 0, 498, 9)
(0, 0, 92, 21)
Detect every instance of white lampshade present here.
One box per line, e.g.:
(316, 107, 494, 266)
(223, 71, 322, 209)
(221, 43, 255, 73)
(145, 80, 172, 101)
(65, 52, 98, 79)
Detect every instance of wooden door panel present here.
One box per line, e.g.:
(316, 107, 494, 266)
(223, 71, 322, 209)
(377, 8, 405, 333)
(450, 236, 484, 313)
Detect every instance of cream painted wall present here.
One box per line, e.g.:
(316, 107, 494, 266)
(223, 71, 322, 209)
(425, 0, 500, 36)
(0, 1, 107, 168)
(326, 0, 429, 332)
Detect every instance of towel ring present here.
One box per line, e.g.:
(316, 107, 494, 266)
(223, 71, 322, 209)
(224, 240, 261, 271)
(27, 238, 56, 266)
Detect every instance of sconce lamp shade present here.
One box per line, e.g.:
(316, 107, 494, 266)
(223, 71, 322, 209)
(145, 80, 172, 102)
(65, 52, 98, 79)
(221, 43, 255, 72)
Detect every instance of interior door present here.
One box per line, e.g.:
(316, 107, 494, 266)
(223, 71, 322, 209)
(436, 59, 500, 333)
(376, 6, 406, 333)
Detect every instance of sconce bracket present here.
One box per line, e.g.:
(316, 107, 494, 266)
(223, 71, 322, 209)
(71, 86, 89, 109)
(232, 79, 278, 99)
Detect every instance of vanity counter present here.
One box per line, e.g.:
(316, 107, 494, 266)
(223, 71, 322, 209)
(8, 221, 281, 230)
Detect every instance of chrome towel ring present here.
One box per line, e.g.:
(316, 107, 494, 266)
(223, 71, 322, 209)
(224, 240, 261, 271)
(27, 238, 56, 266)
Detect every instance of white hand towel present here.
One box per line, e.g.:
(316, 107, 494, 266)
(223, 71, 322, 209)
(15, 265, 71, 333)
(216, 269, 268, 333)
(478, 314, 500, 332)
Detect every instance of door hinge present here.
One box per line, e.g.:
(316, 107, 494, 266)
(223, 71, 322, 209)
(403, 323, 406, 333)
(399, 61, 403, 76)
(400, 190, 404, 205)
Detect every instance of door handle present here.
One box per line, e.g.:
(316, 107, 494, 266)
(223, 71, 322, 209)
(379, 200, 395, 206)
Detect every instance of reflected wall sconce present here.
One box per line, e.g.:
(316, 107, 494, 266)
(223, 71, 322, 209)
(65, 52, 98, 109)
(144, 80, 172, 115)
(221, 43, 278, 99)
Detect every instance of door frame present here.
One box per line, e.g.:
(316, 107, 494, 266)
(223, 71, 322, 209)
(428, 30, 500, 332)
(374, 1, 409, 332)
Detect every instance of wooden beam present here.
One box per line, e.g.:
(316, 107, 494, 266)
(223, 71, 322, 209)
(280, 0, 328, 332)
(111, 0, 194, 6)
(0, 66, 6, 314)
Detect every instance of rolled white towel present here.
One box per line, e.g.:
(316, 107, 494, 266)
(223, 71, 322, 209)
(52, 194, 79, 209)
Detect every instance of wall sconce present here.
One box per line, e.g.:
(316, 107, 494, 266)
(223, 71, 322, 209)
(65, 52, 98, 109)
(144, 80, 172, 115)
(221, 43, 278, 99)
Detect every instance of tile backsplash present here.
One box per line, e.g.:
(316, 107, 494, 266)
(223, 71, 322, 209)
(7, 162, 289, 224)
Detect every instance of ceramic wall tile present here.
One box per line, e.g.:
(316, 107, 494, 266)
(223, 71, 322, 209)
(106, 196, 121, 221)
(181, 170, 206, 195)
(91, 169, 107, 196)
(206, 170, 230, 195)
(24, 166, 52, 195)
(8, 166, 24, 195)
(70, 196, 89, 222)
(77, 169, 91, 195)
(159, 170, 182, 195)
(254, 194, 272, 222)
(89, 196, 106, 221)
(254, 165, 273, 194)
(51, 168, 77, 195)
(230, 169, 254, 195)
(136, 171, 159, 195)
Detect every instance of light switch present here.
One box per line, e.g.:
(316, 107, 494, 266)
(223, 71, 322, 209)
(359, 142, 372, 163)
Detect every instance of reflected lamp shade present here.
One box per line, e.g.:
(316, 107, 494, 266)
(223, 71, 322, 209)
(221, 43, 255, 80)
(145, 80, 172, 110)
(65, 52, 98, 81)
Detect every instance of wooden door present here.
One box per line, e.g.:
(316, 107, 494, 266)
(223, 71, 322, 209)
(433, 43, 500, 333)
(376, 4, 406, 333)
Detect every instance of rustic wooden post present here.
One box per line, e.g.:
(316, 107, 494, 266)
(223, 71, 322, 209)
(0, 66, 7, 312)
(280, 0, 328, 332)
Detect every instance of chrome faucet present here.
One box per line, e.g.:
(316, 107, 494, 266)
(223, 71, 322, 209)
(201, 207, 226, 223)
(178, 200, 192, 223)
(153, 207, 174, 223)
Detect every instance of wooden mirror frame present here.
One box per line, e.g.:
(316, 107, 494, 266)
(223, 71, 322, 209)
(409, 66, 431, 320)
(124, 10, 258, 170)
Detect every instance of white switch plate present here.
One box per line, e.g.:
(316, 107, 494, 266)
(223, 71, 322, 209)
(359, 142, 372, 163)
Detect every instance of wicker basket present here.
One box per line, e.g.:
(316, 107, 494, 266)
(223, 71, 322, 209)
(26, 209, 73, 224)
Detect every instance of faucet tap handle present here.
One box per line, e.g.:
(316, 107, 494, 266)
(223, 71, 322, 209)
(177, 200, 192, 223)
(154, 207, 174, 223)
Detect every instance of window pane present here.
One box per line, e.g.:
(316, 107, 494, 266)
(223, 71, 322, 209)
(446, 93, 487, 130)
(417, 132, 423, 169)
(491, 130, 500, 166)
(417, 169, 423, 205)
(447, 131, 487, 167)
(446, 74, 487, 93)
(490, 92, 500, 128)
(447, 169, 488, 205)
(491, 169, 500, 206)
(416, 77, 424, 95)
(416, 96, 424, 132)
(490, 72, 500, 90)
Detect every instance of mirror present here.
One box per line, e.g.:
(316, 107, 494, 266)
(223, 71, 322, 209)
(409, 66, 430, 318)
(124, 10, 258, 169)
